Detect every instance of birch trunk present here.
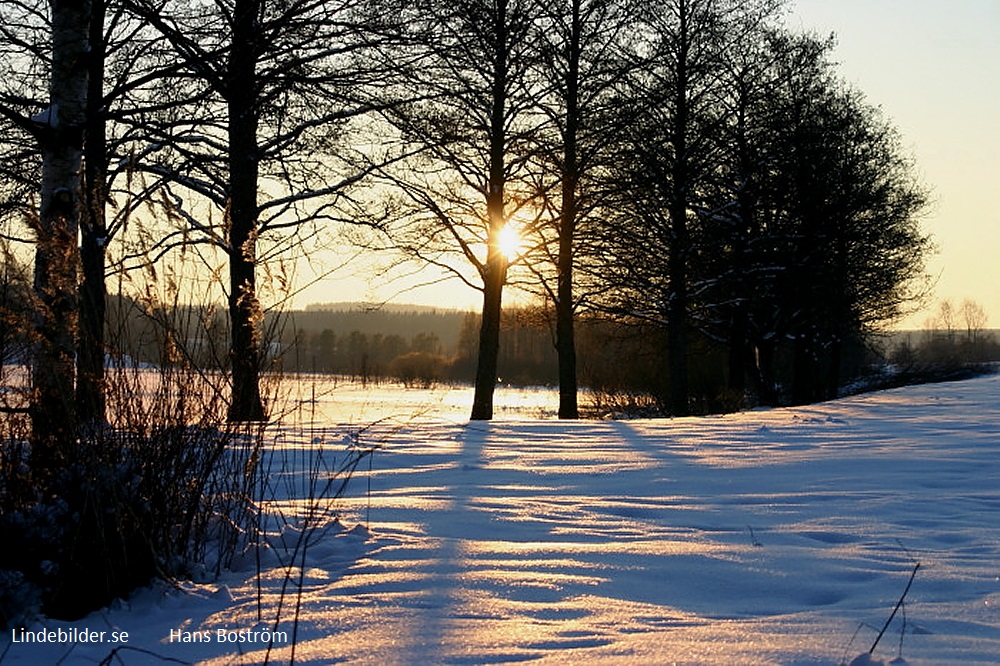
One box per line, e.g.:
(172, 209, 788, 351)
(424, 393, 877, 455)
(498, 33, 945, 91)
(31, 0, 93, 469)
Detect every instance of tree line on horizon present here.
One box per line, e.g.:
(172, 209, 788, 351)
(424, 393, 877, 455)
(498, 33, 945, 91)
(0, 0, 931, 467)
(8, 283, 982, 418)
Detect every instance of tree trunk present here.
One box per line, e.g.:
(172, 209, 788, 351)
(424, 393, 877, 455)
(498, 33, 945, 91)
(226, 0, 265, 422)
(31, 0, 93, 471)
(826, 335, 842, 400)
(791, 331, 825, 405)
(666, 247, 689, 416)
(667, 1, 691, 417)
(555, 259, 578, 418)
(555, 0, 581, 420)
(791, 333, 809, 405)
(753, 338, 778, 406)
(727, 307, 748, 394)
(78, 0, 107, 425)
(470, 0, 510, 421)
(471, 253, 504, 420)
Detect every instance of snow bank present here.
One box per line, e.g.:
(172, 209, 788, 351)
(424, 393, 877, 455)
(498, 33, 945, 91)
(3, 376, 999, 664)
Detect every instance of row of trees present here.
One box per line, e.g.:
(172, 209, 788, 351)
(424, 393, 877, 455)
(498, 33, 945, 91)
(0, 0, 930, 462)
(598, 26, 930, 408)
(370, 0, 929, 415)
(891, 299, 998, 369)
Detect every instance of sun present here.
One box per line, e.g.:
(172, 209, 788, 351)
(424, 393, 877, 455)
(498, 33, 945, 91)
(496, 223, 523, 261)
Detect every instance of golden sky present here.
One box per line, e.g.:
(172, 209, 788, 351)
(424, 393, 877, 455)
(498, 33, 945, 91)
(788, 0, 1000, 328)
(296, 1, 1000, 331)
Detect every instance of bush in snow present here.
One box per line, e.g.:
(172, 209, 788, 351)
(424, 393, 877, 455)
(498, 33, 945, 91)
(0, 365, 266, 625)
(389, 351, 447, 388)
(0, 569, 41, 629)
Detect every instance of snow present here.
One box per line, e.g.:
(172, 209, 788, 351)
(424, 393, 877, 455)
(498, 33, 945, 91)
(29, 103, 58, 128)
(4, 375, 1000, 665)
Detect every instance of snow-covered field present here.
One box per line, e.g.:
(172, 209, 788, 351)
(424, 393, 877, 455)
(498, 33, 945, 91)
(4, 375, 1000, 665)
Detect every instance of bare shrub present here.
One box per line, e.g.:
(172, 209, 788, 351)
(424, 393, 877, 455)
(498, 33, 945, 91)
(0, 254, 272, 625)
(0, 362, 267, 623)
(581, 386, 663, 419)
(389, 351, 446, 388)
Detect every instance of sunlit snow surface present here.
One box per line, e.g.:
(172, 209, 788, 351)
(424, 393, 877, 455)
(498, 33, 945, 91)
(5, 376, 1000, 665)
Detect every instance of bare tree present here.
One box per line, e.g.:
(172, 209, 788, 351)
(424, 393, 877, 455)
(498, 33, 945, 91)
(78, 0, 197, 423)
(961, 298, 988, 344)
(932, 299, 956, 343)
(529, 0, 637, 418)
(123, 0, 402, 421)
(377, 0, 545, 420)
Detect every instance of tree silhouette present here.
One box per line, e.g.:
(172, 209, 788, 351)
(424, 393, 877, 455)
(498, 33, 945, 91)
(376, 0, 546, 420)
(123, 0, 402, 420)
(529, 0, 638, 418)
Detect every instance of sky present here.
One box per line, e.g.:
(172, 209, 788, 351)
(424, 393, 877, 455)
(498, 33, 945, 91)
(296, 0, 1000, 331)
(787, 0, 1000, 329)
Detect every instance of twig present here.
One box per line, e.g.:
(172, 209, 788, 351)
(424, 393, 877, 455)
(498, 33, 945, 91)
(898, 594, 908, 659)
(870, 561, 920, 654)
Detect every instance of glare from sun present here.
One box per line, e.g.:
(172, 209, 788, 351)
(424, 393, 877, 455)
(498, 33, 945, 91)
(496, 224, 523, 260)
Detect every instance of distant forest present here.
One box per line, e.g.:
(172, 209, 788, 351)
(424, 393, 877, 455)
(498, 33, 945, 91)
(2, 273, 996, 416)
(53, 296, 989, 416)
(279, 302, 1000, 412)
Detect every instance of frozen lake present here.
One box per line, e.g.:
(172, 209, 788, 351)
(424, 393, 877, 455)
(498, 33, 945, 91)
(0, 366, 562, 424)
(271, 374, 563, 424)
